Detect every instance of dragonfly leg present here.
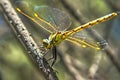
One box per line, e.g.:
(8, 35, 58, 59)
(43, 50, 49, 57)
(51, 47, 57, 67)
(47, 57, 54, 61)
(47, 47, 57, 67)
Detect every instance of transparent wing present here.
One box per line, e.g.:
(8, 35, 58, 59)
(66, 36, 101, 50)
(15, 1, 71, 33)
(68, 28, 102, 50)
(15, 1, 56, 33)
(34, 5, 72, 31)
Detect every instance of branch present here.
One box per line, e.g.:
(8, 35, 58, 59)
(104, 0, 120, 11)
(88, 52, 103, 79)
(58, 51, 85, 80)
(0, 0, 58, 80)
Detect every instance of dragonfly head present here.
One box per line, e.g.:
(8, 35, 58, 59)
(42, 39, 52, 49)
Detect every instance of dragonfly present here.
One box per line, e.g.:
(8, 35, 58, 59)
(16, 5, 119, 66)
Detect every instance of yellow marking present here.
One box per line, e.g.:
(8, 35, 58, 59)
(82, 45, 86, 48)
(16, 8, 52, 33)
(66, 37, 101, 50)
(65, 12, 118, 36)
(34, 13, 38, 17)
(16, 8, 21, 12)
(34, 13, 57, 31)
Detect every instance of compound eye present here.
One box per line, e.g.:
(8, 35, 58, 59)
(42, 39, 49, 47)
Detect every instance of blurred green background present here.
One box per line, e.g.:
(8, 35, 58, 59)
(0, 0, 120, 80)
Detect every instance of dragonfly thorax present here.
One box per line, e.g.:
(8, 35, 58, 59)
(42, 32, 67, 49)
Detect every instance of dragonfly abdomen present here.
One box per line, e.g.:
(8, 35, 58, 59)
(64, 12, 118, 36)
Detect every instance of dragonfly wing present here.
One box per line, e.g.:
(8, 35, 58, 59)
(15, 1, 71, 32)
(71, 27, 108, 48)
(34, 6, 72, 31)
(66, 36, 101, 50)
(15, 1, 57, 33)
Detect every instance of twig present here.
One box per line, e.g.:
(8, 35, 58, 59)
(58, 51, 85, 80)
(0, 0, 58, 80)
(104, 0, 120, 11)
(104, 0, 120, 73)
(88, 52, 103, 79)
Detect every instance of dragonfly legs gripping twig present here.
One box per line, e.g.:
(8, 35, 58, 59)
(42, 47, 57, 67)
(47, 47, 57, 67)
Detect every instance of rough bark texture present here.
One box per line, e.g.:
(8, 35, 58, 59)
(0, 0, 58, 80)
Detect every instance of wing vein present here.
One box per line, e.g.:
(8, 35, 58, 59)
(66, 37, 101, 50)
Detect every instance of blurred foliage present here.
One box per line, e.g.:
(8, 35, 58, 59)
(0, 0, 120, 80)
